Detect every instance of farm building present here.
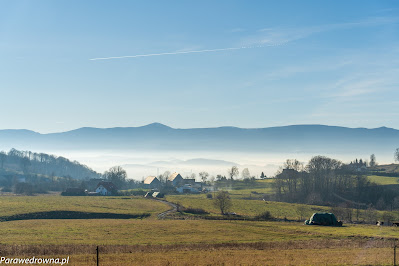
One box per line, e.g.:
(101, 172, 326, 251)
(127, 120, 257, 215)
(182, 178, 196, 185)
(167, 172, 184, 187)
(143, 176, 161, 189)
(95, 181, 117, 196)
(176, 184, 200, 194)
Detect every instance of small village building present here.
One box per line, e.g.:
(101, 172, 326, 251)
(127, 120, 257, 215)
(182, 178, 196, 185)
(95, 181, 117, 196)
(176, 184, 200, 194)
(167, 172, 184, 187)
(143, 176, 161, 189)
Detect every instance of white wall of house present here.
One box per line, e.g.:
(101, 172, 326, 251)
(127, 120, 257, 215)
(96, 185, 111, 196)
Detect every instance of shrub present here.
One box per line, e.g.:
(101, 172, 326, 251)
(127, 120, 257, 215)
(255, 211, 274, 221)
(184, 207, 209, 215)
(14, 182, 33, 195)
(213, 191, 232, 215)
(206, 193, 213, 199)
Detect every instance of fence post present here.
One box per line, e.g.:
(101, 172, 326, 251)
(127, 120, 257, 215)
(394, 239, 396, 266)
(96, 246, 99, 266)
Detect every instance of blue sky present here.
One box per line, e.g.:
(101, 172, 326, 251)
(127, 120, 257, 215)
(1, 0, 399, 133)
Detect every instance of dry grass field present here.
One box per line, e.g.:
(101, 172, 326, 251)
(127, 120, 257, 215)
(1, 243, 395, 265)
(2, 218, 399, 265)
(64, 247, 395, 265)
(1, 192, 399, 265)
(0, 195, 168, 218)
(167, 193, 330, 219)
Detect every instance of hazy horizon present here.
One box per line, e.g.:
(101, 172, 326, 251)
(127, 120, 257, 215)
(1, 122, 399, 135)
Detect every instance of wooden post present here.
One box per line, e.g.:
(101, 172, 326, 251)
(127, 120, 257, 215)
(394, 239, 396, 266)
(96, 246, 99, 266)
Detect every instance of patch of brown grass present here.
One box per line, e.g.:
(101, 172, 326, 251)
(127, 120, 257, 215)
(45, 247, 395, 265)
(0, 238, 394, 256)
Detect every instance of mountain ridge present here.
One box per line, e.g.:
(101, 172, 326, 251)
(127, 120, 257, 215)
(0, 124, 398, 155)
(2, 123, 398, 135)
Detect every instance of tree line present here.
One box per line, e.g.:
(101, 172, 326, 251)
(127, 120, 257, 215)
(273, 155, 399, 210)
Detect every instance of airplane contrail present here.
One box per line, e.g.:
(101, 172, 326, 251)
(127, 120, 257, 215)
(89, 43, 285, 61)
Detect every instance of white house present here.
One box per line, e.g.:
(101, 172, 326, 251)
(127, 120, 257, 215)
(95, 181, 117, 196)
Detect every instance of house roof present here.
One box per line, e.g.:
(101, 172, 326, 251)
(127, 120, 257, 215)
(144, 176, 159, 184)
(168, 172, 183, 182)
(96, 181, 117, 191)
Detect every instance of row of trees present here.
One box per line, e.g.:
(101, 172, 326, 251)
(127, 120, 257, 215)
(273, 155, 398, 209)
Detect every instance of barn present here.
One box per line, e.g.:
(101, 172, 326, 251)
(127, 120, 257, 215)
(143, 176, 161, 189)
(167, 172, 184, 187)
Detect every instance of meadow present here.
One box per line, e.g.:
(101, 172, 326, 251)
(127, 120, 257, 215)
(368, 175, 399, 185)
(1, 175, 399, 265)
(166, 193, 331, 219)
(0, 195, 168, 218)
(1, 218, 399, 265)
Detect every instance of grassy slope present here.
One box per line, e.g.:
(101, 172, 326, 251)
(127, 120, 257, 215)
(166, 194, 330, 219)
(372, 164, 399, 173)
(0, 195, 168, 217)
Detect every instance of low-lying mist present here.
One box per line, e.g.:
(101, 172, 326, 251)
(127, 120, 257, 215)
(29, 149, 396, 181)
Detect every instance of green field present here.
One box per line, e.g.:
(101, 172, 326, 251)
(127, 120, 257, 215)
(368, 175, 399, 185)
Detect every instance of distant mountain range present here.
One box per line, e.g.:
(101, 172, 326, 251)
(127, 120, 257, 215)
(1, 123, 398, 155)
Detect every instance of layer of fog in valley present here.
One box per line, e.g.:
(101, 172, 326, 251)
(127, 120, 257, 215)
(34, 149, 396, 181)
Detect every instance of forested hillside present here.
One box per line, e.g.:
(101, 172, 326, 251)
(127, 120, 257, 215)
(0, 148, 99, 180)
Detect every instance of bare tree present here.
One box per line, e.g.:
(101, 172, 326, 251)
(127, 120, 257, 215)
(227, 166, 239, 180)
(199, 171, 209, 183)
(369, 154, 377, 167)
(104, 166, 127, 189)
(213, 191, 232, 214)
(395, 148, 399, 162)
(296, 205, 308, 221)
(160, 171, 171, 184)
(284, 159, 303, 171)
